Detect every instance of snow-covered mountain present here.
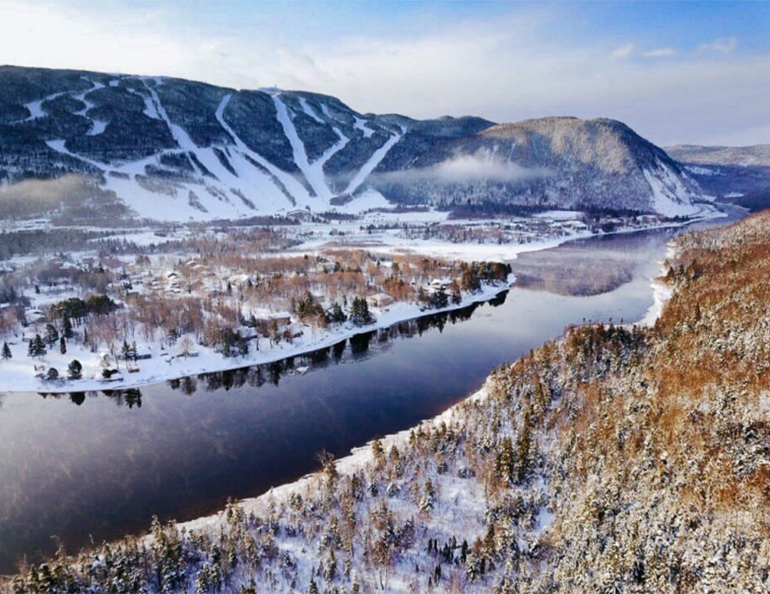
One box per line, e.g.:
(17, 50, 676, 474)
(0, 66, 704, 222)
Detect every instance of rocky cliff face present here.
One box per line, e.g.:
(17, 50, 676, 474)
(0, 66, 704, 222)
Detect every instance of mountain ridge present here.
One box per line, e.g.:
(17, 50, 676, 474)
(0, 65, 705, 222)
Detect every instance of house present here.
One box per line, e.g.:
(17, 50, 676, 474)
(24, 308, 46, 323)
(263, 312, 293, 328)
(368, 293, 394, 309)
(431, 279, 447, 291)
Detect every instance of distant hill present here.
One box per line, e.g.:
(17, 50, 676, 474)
(0, 65, 705, 223)
(666, 144, 770, 208)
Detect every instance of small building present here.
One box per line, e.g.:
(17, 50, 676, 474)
(368, 293, 394, 308)
(431, 279, 447, 291)
(25, 308, 46, 323)
(264, 312, 293, 328)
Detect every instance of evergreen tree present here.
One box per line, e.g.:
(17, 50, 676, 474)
(28, 334, 46, 358)
(44, 323, 59, 347)
(1, 341, 11, 360)
(327, 301, 347, 324)
(350, 297, 374, 326)
(450, 281, 462, 305)
(431, 286, 448, 309)
(60, 336, 67, 355)
(62, 314, 74, 339)
(67, 359, 83, 380)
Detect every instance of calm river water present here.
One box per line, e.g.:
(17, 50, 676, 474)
(0, 217, 737, 573)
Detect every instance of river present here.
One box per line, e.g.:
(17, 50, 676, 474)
(0, 216, 737, 573)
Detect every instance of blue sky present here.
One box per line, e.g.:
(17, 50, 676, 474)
(1, 0, 769, 146)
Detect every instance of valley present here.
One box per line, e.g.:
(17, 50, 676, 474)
(0, 58, 766, 594)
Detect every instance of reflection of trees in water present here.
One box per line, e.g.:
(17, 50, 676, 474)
(37, 388, 144, 408)
(40, 295, 503, 406)
(175, 300, 490, 395)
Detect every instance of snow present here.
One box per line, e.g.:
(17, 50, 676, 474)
(298, 97, 325, 124)
(0, 275, 512, 395)
(127, 87, 162, 120)
(336, 187, 391, 212)
(87, 120, 108, 136)
(1, 205, 712, 394)
(533, 506, 555, 535)
(216, 94, 312, 208)
(273, 94, 331, 200)
(143, 80, 199, 160)
(643, 162, 701, 218)
(354, 116, 375, 138)
(639, 242, 676, 327)
(46, 139, 107, 171)
(22, 91, 66, 121)
(533, 210, 582, 221)
(685, 164, 721, 176)
(344, 131, 402, 195)
(71, 81, 107, 136)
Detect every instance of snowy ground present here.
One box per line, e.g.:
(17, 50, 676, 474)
(0, 276, 512, 395)
(638, 242, 677, 327)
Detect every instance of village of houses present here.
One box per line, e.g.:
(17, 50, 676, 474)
(0, 223, 514, 393)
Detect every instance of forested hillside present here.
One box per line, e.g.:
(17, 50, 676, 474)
(0, 66, 703, 222)
(4, 212, 770, 592)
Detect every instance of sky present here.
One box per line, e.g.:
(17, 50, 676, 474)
(0, 0, 769, 147)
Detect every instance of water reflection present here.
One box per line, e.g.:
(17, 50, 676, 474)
(512, 232, 672, 296)
(39, 388, 144, 408)
(182, 302, 486, 394)
(34, 303, 493, 406)
(0, 225, 733, 574)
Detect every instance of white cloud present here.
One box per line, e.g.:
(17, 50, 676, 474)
(644, 48, 679, 58)
(377, 155, 551, 185)
(611, 43, 635, 59)
(697, 37, 738, 54)
(0, 2, 767, 146)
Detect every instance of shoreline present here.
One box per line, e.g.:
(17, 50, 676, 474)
(0, 208, 723, 395)
(176, 238, 679, 538)
(0, 209, 720, 581)
(0, 278, 512, 395)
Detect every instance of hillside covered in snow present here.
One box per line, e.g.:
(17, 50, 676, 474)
(0, 65, 707, 223)
(4, 192, 769, 593)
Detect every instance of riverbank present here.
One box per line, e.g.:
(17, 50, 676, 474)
(0, 211, 737, 585)
(0, 207, 724, 395)
(0, 276, 513, 395)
